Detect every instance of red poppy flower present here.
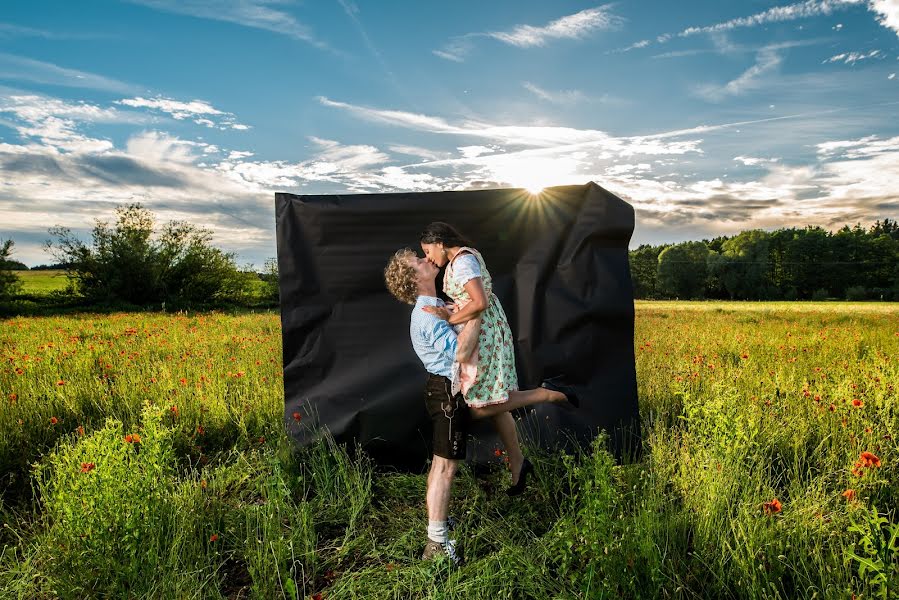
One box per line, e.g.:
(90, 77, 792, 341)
(842, 489, 856, 501)
(170, 405, 179, 416)
(762, 498, 782, 515)
(197, 425, 205, 435)
(80, 462, 95, 473)
(50, 416, 58, 425)
(741, 354, 749, 359)
(56, 380, 66, 386)
(77, 425, 85, 436)
(8, 393, 17, 402)
(124, 434, 133, 443)
(852, 399, 863, 408)
(494, 448, 502, 457)
(200, 479, 207, 489)
(131, 433, 141, 443)
(859, 451, 881, 468)
(209, 533, 219, 542)
(292, 412, 302, 422)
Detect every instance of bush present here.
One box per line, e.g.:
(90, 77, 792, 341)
(845, 285, 868, 301)
(811, 288, 829, 301)
(46, 204, 256, 308)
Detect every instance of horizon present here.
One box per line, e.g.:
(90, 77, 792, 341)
(1, 1, 898, 268)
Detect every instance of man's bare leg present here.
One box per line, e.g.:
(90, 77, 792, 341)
(426, 456, 458, 547)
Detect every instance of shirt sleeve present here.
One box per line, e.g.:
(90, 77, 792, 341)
(452, 254, 482, 285)
(425, 316, 458, 358)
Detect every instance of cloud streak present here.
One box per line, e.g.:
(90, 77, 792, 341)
(434, 5, 622, 61)
(125, 0, 331, 50)
(0, 53, 144, 94)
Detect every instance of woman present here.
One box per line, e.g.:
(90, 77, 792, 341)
(419, 222, 577, 493)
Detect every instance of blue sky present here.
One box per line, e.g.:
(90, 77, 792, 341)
(1, 0, 898, 267)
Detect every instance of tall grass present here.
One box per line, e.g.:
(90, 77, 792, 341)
(0, 303, 896, 598)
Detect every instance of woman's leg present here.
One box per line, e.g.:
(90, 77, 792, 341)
(490, 412, 526, 485)
(467, 387, 564, 419)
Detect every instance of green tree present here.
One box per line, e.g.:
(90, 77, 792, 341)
(0, 239, 23, 299)
(47, 204, 257, 308)
(707, 230, 773, 299)
(629, 245, 665, 299)
(657, 241, 711, 299)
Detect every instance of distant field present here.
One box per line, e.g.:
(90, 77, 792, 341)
(16, 270, 70, 294)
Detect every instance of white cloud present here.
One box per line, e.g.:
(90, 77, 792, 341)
(824, 49, 882, 63)
(0, 94, 148, 153)
(734, 156, 781, 166)
(678, 0, 865, 38)
(486, 5, 623, 48)
(0, 52, 142, 94)
(116, 96, 249, 130)
(522, 82, 586, 105)
(458, 145, 495, 158)
(889, 72, 897, 78)
(693, 48, 783, 102)
(868, 0, 899, 35)
(608, 39, 651, 54)
(125, 0, 329, 49)
(434, 5, 622, 61)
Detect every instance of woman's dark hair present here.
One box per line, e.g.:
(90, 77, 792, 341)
(419, 222, 474, 248)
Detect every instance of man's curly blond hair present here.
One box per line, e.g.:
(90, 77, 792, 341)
(384, 248, 419, 305)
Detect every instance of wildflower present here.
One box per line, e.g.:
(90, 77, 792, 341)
(762, 498, 782, 515)
(197, 425, 205, 435)
(179, 378, 187, 386)
(56, 380, 66, 386)
(80, 462, 95, 473)
(8, 392, 17, 403)
(741, 354, 749, 359)
(852, 399, 863, 408)
(14, 367, 24, 375)
(292, 411, 302, 423)
(209, 533, 219, 542)
(200, 479, 207, 489)
(171, 405, 179, 417)
(124, 434, 133, 443)
(494, 448, 503, 457)
(50, 416, 58, 425)
(842, 489, 856, 501)
(77, 425, 85, 436)
(858, 451, 881, 468)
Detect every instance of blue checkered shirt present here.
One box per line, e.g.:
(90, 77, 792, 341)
(410, 296, 457, 378)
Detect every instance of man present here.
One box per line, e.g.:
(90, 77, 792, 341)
(384, 248, 576, 564)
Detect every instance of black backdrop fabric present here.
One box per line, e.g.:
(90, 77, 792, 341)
(276, 182, 639, 470)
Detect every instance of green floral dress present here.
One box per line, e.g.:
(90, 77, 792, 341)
(444, 247, 519, 406)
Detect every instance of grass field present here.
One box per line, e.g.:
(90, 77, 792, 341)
(1, 303, 897, 598)
(15, 270, 70, 295)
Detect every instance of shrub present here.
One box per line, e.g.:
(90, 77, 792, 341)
(46, 203, 256, 308)
(811, 288, 829, 301)
(845, 285, 868, 301)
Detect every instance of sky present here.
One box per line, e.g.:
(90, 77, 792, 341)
(1, 0, 898, 268)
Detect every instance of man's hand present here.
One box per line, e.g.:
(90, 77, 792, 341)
(422, 305, 451, 320)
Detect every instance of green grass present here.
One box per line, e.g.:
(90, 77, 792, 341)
(0, 304, 897, 598)
(15, 270, 70, 295)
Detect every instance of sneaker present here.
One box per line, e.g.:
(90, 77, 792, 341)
(421, 539, 462, 565)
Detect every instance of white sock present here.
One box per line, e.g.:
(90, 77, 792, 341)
(427, 520, 448, 544)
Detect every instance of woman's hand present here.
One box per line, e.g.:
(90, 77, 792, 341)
(422, 305, 451, 320)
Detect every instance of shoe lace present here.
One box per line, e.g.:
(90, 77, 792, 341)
(443, 539, 461, 565)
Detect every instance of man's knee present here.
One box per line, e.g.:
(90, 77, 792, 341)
(430, 456, 459, 480)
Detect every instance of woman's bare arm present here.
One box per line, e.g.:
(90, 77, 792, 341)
(455, 316, 482, 362)
(422, 277, 488, 324)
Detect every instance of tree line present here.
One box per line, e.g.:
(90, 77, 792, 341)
(1, 204, 278, 312)
(630, 220, 899, 300)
